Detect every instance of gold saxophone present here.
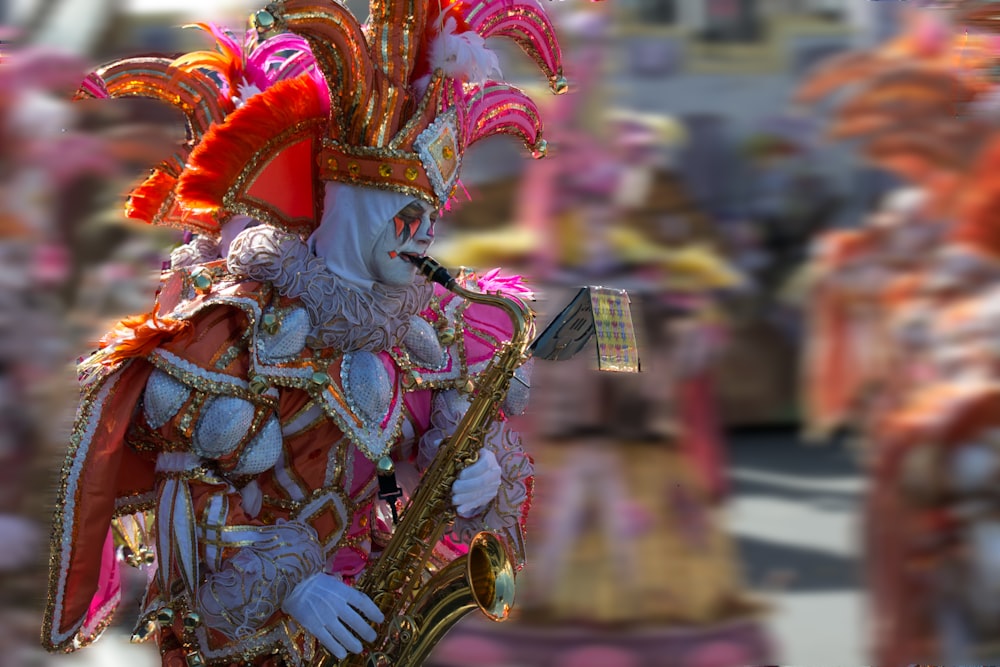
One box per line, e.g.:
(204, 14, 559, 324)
(317, 256, 535, 667)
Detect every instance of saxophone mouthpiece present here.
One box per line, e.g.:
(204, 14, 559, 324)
(401, 253, 456, 290)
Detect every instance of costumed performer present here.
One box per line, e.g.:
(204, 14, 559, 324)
(41, 0, 569, 665)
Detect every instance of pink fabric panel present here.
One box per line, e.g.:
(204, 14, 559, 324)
(85, 528, 121, 629)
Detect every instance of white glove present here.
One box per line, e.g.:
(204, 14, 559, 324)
(452, 448, 501, 518)
(281, 572, 384, 659)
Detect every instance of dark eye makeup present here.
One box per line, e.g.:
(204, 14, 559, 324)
(393, 202, 439, 241)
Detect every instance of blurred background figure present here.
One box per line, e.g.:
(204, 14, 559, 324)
(0, 42, 113, 667)
(796, 2, 1000, 663)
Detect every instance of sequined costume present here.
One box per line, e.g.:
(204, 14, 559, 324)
(41, 1, 568, 664)
(45, 243, 533, 665)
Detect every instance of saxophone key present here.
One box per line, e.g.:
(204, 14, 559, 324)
(386, 570, 407, 590)
(366, 652, 392, 667)
(389, 615, 417, 644)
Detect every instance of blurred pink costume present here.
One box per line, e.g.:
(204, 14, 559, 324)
(671, 295, 732, 502)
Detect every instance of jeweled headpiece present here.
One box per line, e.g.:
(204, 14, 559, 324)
(172, 0, 567, 232)
(74, 23, 327, 236)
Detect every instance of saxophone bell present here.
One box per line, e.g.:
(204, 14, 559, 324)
(383, 531, 516, 666)
(468, 531, 516, 622)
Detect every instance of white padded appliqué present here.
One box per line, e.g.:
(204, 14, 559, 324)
(192, 396, 257, 460)
(345, 351, 392, 424)
(403, 316, 446, 369)
(143, 369, 191, 429)
(259, 307, 311, 361)
(232, 415, 283, 476)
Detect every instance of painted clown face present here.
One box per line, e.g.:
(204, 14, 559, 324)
(370, 199, 439, 286)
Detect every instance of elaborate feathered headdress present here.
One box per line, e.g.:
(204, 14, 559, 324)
(74, 23, 327, 236)
(170, 0, 568, 234)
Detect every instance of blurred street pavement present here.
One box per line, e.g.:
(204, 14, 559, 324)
(727, 428, 867, 667)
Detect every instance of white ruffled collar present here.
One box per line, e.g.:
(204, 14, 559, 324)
(226, 226, 433, 353)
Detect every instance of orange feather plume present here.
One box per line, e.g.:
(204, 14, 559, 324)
(814, 229, 874, 270)
(125, 169, 178, 224)
(171, 23, 244, 96)
(864, 132, 966, 174)
(175, 73, 326, 217)
(801, 229, 880, 439)
(882, 381, 1000, 452)
(97, 307, 194, 365)
(794, 51, 881, 105)
(882, 273, 924, 309)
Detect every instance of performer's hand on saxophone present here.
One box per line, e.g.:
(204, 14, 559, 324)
(452, 449, 502, 517)
(282, 574, 384, 660)
(287, 433, 502, 662)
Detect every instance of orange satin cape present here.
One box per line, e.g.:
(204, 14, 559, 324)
(42, 358, 157, 650)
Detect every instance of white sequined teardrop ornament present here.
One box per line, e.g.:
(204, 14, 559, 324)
(402, 315, 447, 369)
(344, 351, 393, 425)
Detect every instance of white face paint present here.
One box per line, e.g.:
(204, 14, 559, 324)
(369, 199, 438, 286)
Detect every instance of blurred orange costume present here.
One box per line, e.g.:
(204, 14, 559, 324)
(798, 5, 1000, 663)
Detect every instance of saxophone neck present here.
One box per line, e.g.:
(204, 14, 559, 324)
(406, 255, 534, 353)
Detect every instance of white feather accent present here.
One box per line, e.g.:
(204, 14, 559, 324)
(233, 81, 263, 109)
(428, 17, 501, 86)
(240, 480, 263, 519)
(172, 479, 198, 595)
(157, 479, 176, 593)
